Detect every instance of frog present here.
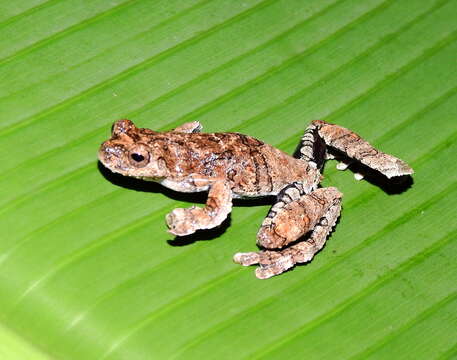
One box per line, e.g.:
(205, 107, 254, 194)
(98, 119, 413, 279)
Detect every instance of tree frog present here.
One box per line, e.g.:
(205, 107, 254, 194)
(98, 119, 413, 279)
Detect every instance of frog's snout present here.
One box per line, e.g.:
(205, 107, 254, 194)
(98, 141, 124, 171)
(98, 141, 111, 165)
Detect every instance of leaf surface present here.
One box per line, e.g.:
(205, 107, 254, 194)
(0, 0, 456, 359)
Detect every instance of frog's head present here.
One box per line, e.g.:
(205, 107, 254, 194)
(98, 119, 166, 179)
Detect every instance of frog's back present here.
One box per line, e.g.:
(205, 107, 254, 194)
(156, 131, 317, 197)
(218, 132, 319, 197)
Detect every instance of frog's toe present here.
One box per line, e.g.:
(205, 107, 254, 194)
(255, 254, 294, 279)
(233, 252, 260, 266)
(165, 208, 196, 236)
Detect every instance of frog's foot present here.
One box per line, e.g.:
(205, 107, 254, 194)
(233, 251, 262, 266)
(166, 181, 232, 237)
(233, 250, 294, 279)
(336, 160, 351, 171)
(166, 206, 202, 236)
(234, 186, 342, 279)
(336, 160, 365, 180)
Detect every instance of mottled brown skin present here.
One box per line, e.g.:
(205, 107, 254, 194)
(99, 119, 413, 279)
(99, 119, 319, 197)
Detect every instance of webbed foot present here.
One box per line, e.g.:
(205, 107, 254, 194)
(166, 206, 201, 236)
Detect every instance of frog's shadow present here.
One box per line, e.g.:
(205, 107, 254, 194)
(293, 147, 414, 195)
(98, 161, 206, 203)
(98, 161, 273, 246)
(342, 160, 413, 195)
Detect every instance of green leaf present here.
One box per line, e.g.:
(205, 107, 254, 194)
(1, 0, 456, 359)
(0, 323, 49, 360)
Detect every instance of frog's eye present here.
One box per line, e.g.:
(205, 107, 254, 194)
(128, 146, 150, 168)
(131, 153, 145, 162)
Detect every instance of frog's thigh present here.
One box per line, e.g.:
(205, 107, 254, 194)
(257, 183, 341, 249)
(166, 180, 232, 236)
(234, 187, 342, 279)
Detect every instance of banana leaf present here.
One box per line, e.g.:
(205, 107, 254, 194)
(0, 0, 456, 358)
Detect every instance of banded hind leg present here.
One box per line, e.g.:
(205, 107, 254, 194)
(299, 120, 413, 179)
(234, 184, 342, 279)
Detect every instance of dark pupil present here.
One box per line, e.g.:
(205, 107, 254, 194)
(131, 153, 144, 162)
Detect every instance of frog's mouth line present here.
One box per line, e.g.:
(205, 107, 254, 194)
(98, 152, 128, 176)
(138, 176, 165, 182)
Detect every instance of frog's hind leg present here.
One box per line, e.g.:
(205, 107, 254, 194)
(166, 180, 232, 236)
(301, 120, 413, 179)
(233, 185, 342, 279)
(298, 122, 328, 171)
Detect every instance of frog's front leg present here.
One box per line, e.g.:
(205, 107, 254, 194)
(234, 185, 342, 279)
(172, 121, 202, 133)
(166, 180, 232, 236)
